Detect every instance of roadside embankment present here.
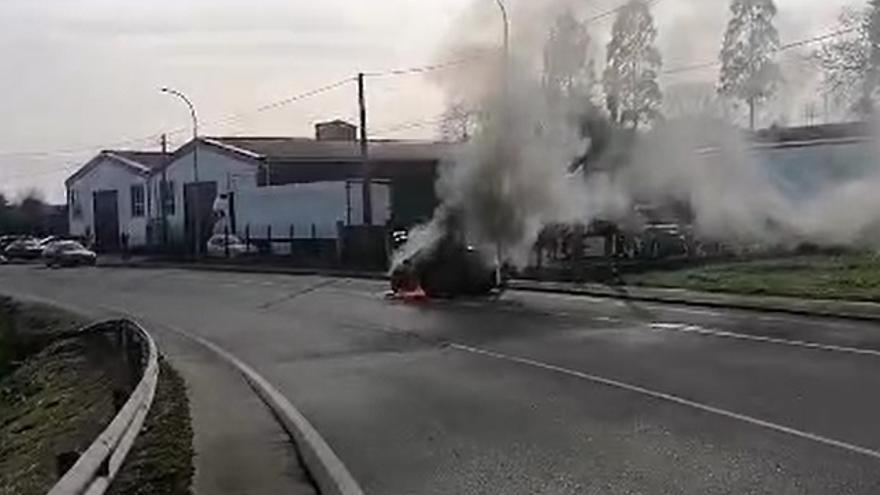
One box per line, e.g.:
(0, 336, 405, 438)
(0, 297, 194, 495)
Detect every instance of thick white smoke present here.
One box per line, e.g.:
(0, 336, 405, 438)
(394, 0, 880, 271)
(589, 115, 880, 249)
(393, 0, 592, 268)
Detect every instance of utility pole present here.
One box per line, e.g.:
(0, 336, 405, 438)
(358, 72, 372, 226)
(493, 0, 510, 289)
(160, 134, 169, 248)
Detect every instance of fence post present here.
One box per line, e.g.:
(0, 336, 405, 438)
(289, 225, 295, 258)
(245, 224, 250, 251)
(267, 225, 273, 256)
(336, 221, 345, 267)
(311, 223, 317, 239)
(224, 226, 230, 259)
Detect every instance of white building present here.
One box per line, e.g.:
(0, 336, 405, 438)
(65, 151, 168, 251)
(66, 120, 447, 254)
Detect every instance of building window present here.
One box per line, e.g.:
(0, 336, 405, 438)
(68, 189, 83, 218)
(161, 181, 176, 215)
(131, 184, 145, 217)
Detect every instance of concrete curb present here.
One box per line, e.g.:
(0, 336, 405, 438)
(509, 282, 880, 323)
(98, 261, 387, 281)
(163, 327, 365, 495)
(96, 261, 880, 323)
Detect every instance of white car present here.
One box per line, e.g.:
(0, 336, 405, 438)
(205, 234, 258, 258)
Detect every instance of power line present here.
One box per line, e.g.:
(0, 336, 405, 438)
(373, 114, 447, 136)
(0, 78, 356, 161)
(778, 26, 859, 51)
(0, 131, 179, 159)
(661, 25, 860, 78)
(586, 0, 663, 24)
(362, 54, 488, 79)
(3, 163, 82, 181)
(207, 77, 356, 129)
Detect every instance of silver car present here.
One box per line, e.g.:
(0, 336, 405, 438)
(43, 241, 97, 268)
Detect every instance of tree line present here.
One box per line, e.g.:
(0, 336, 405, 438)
(0, 191, 55, 236)
(545, 0, 786, 132)
(447, 0, 880, 139)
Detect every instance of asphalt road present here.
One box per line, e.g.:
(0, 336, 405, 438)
(3, 264, 880, 494)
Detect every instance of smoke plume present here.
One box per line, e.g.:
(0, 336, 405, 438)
(394, 0, 880, 271)
(393, 0, 593, 268)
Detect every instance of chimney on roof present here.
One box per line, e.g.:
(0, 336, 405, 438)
(315, 120, 357, 141)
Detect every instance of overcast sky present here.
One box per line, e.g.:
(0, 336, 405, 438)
(0, 0, 858, 202)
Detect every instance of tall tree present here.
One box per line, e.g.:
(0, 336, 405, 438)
(603, 0, 663, 129)
(440, 100, 478, 142)
(815, 2, 880, 116)
(544, 9, 595, 103)
(718, 0, 782, 131)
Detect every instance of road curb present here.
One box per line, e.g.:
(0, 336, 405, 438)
(510, 282, 880, 323)
(96, 262, 880, 323)
(98, 260, 387, 281)
(163, 327, 365, 495)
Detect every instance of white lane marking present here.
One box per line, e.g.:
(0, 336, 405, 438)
(594, 316, 620, 323)
(642, 304, 723, 317)
(450, 343, 880, 461)
(650, 323, 880, 358)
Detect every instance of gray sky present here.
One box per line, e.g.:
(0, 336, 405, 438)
(0, 0, 857, 202)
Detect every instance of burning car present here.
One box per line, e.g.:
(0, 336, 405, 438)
(390, 228, 504, 299)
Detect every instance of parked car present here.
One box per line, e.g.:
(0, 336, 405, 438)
(0, 235, 23, 251)
(4, 238, 44, 260)
(205, 234, 258, 259)
(43, 241, 97, 267)
(37, 236, 62, 248)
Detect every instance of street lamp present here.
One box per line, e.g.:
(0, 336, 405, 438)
(492, 0, 510, 290)
(161, 87, 202, 257)
(493, 0, 510, 65)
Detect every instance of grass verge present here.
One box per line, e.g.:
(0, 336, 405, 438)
(0, 297, 194, 495)
(108, 357, 194, 495)
(0, 331, 124, 494)
(628, 254, 880, 302)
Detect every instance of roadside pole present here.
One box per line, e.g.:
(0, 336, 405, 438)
(358, 73, 372, 226)
(160, 134, 169, 249)
(494, 0, 510, 289)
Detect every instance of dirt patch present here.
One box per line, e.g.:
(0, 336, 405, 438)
(108, 358, 194, 495)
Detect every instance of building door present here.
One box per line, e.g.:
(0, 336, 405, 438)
(93, 190, 120, 253)
(184, 182, 217, 254)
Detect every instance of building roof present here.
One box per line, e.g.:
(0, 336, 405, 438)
(203, 137, 456, 163)
(65, 150, 170, 187)
(109, 151, 170, 171)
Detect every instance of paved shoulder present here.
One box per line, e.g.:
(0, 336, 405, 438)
(131, 321, 318, 495)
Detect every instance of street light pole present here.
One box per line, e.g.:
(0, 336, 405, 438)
(494, 0, 510, 69)
(492, 0, 510, 290)
(161, 87, 202, 257)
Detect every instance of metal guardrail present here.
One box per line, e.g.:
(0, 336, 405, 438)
(47, 319, 159, 495)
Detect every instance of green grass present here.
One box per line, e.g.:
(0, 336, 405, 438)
(0, 298, 194, 495)
(628, 254, 880, 302)
(108, 358, 194, 495)
(0, 335, 124, 495)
